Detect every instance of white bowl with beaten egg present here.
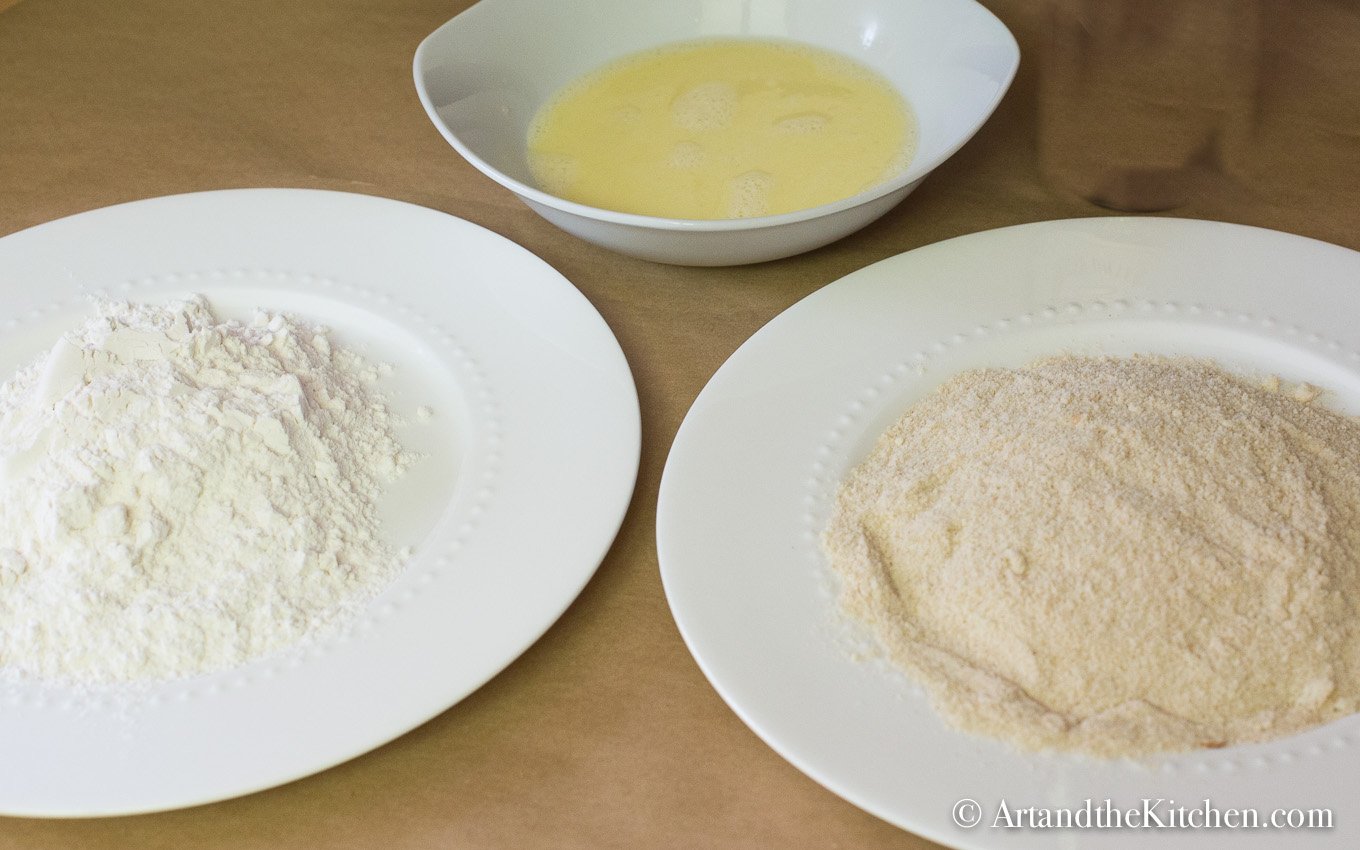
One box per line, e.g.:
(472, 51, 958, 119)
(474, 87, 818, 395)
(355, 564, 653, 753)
(413, 0, 1019, 266)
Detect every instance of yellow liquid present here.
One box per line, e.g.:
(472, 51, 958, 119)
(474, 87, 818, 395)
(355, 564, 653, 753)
(527, 39, 916, 220)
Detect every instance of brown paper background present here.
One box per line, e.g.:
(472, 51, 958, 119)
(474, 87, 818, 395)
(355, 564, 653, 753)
(1, 0, 1358, 847)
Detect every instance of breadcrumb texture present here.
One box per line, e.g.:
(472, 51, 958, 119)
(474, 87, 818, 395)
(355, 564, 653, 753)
(823, 355, 1360, 757)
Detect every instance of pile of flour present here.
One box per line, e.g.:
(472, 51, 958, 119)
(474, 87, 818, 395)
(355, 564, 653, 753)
(823, 355, 1360, 757)
(0, 297, 410, 684)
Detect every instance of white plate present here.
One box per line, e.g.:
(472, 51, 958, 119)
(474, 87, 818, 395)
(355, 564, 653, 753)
(0, 189, 640, 816)
(658, 217, 1360, 849)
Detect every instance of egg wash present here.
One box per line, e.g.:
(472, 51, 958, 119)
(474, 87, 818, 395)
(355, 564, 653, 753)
(526, 38, 917, 220)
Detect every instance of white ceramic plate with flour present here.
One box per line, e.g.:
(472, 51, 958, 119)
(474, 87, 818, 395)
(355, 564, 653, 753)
(658, 217, 1360, 850)
(0, 189, 640, 816)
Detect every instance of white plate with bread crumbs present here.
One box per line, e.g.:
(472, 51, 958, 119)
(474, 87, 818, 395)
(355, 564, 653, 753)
(658, 218, 1360, 850)
(0, 189, 640, 816)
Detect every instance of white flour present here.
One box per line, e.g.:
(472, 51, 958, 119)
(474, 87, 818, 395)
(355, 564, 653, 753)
(0, 297, 410, 684)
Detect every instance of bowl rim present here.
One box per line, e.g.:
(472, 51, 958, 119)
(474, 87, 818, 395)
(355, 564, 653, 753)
(412, 0, 1020, 233)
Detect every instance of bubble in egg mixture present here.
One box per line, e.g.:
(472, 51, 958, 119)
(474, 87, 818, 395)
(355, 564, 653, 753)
(669, 141, 706, 169)
(671, 81, 737, 132)
(530, 152, 579, 195)
(878, 148, 912, 182)
(774, 112, 829, 135)
(727, 170, 775, 218)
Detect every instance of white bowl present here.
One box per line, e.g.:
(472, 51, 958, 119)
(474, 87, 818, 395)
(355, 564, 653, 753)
(413, 0, 1019, 266)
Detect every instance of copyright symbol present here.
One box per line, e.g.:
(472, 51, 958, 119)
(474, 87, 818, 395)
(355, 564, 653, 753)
(953, 798, 982, 828)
